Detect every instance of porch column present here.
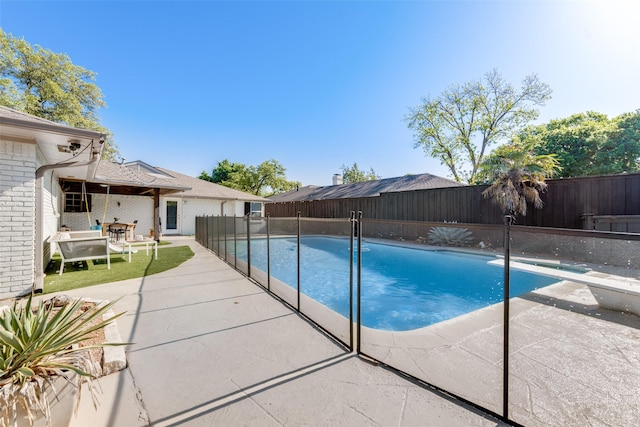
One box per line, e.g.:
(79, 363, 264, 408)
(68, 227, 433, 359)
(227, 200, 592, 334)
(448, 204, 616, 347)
(154, 189, 160, 242)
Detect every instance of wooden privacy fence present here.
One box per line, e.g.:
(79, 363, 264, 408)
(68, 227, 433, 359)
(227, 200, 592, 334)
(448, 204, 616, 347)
(266, 173, 640, 230)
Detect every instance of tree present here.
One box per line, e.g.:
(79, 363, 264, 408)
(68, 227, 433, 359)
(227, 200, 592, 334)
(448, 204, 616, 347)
(604, 110, 640, 174)
(340, 163, 380, 183)
(519, 111, 609, 178)
(520, 110, 640, 178)
(199, 159, 244, 183)
(406, 69, 552, 184)
(0, 29, 119, 160)
(200, 159, 300, 197)
(481, 136, 561, 222)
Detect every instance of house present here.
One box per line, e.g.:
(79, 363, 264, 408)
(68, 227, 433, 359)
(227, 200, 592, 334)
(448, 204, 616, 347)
(268, 173, 464, 203)
(0, 105, 265, 298)
(1, 106, 105, 298)
(59, 160, 267, 238)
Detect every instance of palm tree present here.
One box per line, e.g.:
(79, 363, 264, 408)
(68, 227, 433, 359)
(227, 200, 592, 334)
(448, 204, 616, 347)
(481, 137, 559, 414)
(481, 137, 561, 222)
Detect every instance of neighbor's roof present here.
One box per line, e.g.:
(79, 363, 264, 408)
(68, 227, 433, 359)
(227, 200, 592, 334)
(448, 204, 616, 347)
(268, 173, 464, 202)
(268, 185, 322, 202)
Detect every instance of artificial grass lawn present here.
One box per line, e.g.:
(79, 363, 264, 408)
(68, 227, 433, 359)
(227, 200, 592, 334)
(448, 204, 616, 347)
(44, 243, 194, 294)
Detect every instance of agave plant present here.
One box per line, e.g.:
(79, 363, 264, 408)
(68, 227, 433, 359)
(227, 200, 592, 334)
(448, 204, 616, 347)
(428, 227, 474, 247)
(0, 295, 124, 427)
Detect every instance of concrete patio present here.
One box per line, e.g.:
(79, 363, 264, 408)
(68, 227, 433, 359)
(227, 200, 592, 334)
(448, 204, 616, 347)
(55, 237, 505, 426)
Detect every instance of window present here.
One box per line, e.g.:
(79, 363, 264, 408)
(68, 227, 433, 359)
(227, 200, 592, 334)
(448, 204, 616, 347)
(244, 201, 262, 217)
(64, 193, 91, 213)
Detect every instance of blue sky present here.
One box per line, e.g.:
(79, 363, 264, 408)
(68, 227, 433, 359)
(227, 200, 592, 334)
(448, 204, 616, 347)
(2, 1, 639, 185)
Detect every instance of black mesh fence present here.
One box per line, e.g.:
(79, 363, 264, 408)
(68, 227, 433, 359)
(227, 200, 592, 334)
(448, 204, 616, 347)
(195, 214, 640, 425)
(357, 219, 506, 416)
(506, 226, 640, 426)
(298, 218, 353, 346)
(254, 217, 299, 309)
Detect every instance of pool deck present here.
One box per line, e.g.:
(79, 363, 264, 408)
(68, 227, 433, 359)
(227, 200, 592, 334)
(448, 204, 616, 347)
(23, 236, 639, 426)
(48, 237, 504, 427)
(361, 278, 640, 425)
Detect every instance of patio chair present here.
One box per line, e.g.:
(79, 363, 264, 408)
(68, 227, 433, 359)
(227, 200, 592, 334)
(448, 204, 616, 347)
(51, 231, 110, 274)
(108, 223, 127, 242)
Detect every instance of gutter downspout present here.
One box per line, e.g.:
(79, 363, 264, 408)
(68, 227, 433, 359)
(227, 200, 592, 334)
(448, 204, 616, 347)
(33, 140, 103, 293)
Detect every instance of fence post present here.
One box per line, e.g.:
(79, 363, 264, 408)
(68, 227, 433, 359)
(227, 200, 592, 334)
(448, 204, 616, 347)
(223, 215, 227, 260)
(267, 214, 271, 292)
(212, 217, 216, 253)
(246, 214, 251, 278)
(204, 216, 209, 249)
(297, 211, 301, 312)
(349, 211, 355, 351)
(233, 215, 237, 269)
(217, 216, 221, 256)
(356, 211, 362, 354)
(503, 214, 512, 420)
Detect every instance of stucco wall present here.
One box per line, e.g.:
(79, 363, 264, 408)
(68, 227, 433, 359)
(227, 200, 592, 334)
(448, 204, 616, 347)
(156, 198, 255, 236)
(177, 199, 254, 235)
(177, 198, 213, 235)
(0, 138, 37, 298)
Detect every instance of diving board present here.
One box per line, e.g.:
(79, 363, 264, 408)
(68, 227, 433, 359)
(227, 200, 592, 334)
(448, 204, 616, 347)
(489, 259, 640, 316)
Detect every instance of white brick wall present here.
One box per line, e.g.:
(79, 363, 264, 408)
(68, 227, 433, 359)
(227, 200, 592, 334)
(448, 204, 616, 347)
(0, 139, 37, 298)
(58, 192, 259, 239)
(40, 148, 60, 268)
(61, 194, 153, 239)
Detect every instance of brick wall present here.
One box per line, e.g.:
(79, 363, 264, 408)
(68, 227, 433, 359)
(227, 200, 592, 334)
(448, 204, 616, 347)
(61, 194, 153, 239)
(61, 195, 243, 238)
(40, 149, 59, 270)
(0, 139, 37, 298)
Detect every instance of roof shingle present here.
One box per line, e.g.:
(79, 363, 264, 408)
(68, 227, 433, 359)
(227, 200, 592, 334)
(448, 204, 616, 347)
(268, 173, 464, 202)
(94, 161, 267, 201)
(155, 167, 268, 201)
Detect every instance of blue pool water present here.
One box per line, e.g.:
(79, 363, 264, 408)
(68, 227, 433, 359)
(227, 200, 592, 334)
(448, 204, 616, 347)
(234, 236, 556, 331)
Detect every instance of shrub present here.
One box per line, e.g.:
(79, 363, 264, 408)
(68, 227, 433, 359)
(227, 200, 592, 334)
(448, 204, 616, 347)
(0, 295, 124, 426)
(428, 227, 474, 247)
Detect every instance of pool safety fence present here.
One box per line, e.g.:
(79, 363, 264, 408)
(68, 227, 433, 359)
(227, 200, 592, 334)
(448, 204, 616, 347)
(195, 214, 640, 427)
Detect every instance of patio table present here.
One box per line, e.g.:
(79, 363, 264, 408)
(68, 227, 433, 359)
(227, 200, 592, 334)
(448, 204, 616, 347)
(102, 223, 137, 241)
(120, 239, 158, 263)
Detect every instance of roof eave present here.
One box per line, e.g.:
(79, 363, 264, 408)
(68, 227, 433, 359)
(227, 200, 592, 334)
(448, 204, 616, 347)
(175, 194, 268, 202)
(91, 178, 192, 192)
(0, 116, 105, 140)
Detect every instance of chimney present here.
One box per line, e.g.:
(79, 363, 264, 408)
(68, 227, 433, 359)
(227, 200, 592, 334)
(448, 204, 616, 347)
(332, 174, 343, 185)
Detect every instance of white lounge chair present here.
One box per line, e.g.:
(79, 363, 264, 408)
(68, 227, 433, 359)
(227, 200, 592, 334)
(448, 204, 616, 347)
(51, 230, 110, 274)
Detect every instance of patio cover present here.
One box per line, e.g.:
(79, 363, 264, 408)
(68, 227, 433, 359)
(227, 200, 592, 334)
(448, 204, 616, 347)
(59, 161, 191, 196)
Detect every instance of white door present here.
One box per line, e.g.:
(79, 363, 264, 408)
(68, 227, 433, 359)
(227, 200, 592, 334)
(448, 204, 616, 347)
(164, 199, 180, 235)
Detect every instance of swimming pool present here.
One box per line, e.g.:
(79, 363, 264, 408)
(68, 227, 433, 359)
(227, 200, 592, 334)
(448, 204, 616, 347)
(235, 236, 557, 331)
